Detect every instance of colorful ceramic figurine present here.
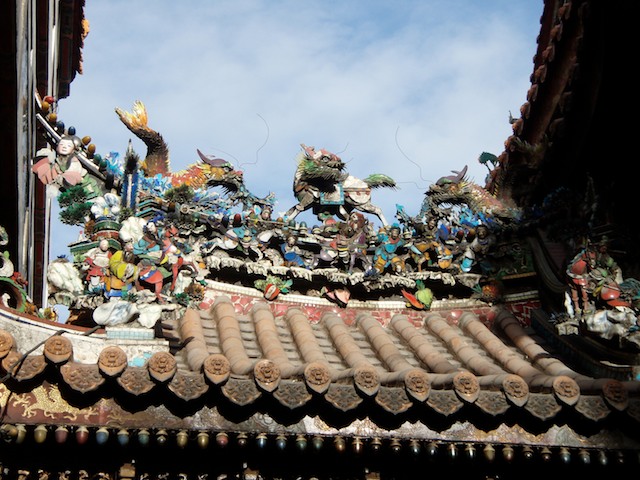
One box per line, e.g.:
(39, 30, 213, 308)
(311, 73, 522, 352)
(280, 234, 308, 268)
(285, 144, 395, 226)
(82, 238, 112, 294)
(32, 134, 83, 187)
(460, 224, 495, 274)
(566, 237, 628, 318)
(335, 212, 373, 273)
(34, 100, 545, 313)
(108, 242, 139, 298)
(370, 223, 408, 275)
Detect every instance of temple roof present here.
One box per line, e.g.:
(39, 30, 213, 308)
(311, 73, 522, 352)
(2, 2, 640, 477)
(2, 284, 639, 451)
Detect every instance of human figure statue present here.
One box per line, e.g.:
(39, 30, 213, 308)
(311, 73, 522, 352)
(369, 223, 408, 275)
(108, 241, 138, 298)
(460, 224, 495, 274)
(82, 238, 112, 294)
(133, 222, 163, 260)
(32, 134, 87, 188)
(280, 234, 308, 268)
(336, 212, 372, 273)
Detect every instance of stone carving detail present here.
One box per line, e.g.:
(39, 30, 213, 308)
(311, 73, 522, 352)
(524, 393, 561, 421)
(304, 362, 331, 394)
(148, 352, 177, 382)
(426, 390, 463, 416)
(375, 386, 412, 414)
(552, 375, 580, 406)
(117, 366, 155, 396)
(168, 371, 209, 401)
(354, 365, 380, 396)
(0, 330, 15, 358)
(273, 380, 312, 409)
(254, 359, 281, 392)
(575, 395, 610, 422)
(222, 378, 262, 406)
(98, 346, 128, 377)
(43, 336, 73, 364)
(325, 384, 363, 412)
(502, 374, 529, 407)
(203, 354, 230, 385)
(453, 371, 479, 402)
(60, 363, 105, 393)
(1, 352, 46, 381)
(404, 369, 430, 402)
(475, 391, 510, 416)
(602, 379, 628, 411)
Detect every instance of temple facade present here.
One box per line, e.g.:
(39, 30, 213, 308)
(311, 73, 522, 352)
(0, 1, 639, 479)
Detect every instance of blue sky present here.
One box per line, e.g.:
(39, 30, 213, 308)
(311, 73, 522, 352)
(50, 0, 543, 258)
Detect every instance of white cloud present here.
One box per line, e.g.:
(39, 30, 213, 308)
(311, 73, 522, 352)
(50, 0, 542, 257)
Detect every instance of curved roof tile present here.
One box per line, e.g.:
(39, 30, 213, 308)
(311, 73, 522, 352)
(1, 295, 638, 441)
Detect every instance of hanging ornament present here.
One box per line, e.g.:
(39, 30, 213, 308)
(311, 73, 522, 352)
(502, 445, 514, 462)
(311, 435, 324, 451)
(55, 426, 69, 444)
(76, 426, 89, 445)
(137, 429, 150, 447)
(156, 429, 168, 446)
(483, 443, 496, 462)
(370, 437, 382, 453)
(464, 443, 476, 461)
(351, 437, 363, 455)
(447, 443, 458, 460)
(540, 447, 552, 462)
(275, 434, 287, 451)
(559, 447, 571, 464)
(95, 427, 110, 445)
(236, 432, 248, 448)
(117, 429, 130, 447)
(196, 431, 210, 449)
(295, 434, 307, 452)
(214, 432, 227, 448)
(176, 430, 188, 449)
(578, 449, 590, 465)
(15, 424, 26, 444)
(391, 438, 402, 454)
(256, 433, 268, 450)
(597, 450, 608, 466)
(34, 425, 48, 444)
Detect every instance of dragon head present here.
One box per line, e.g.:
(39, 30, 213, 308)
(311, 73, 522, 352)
(301, 143, 345, 172)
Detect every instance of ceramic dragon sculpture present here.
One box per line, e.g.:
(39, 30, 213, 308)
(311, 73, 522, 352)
(284, 143, 396, 226)
(115, 101, 243, 193)
(419, 165, 521, 226)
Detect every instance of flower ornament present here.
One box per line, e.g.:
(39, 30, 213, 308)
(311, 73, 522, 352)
(90, 192, 121, 220)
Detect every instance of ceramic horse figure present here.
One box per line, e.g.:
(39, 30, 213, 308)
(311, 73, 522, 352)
(284, 144, 396, 226)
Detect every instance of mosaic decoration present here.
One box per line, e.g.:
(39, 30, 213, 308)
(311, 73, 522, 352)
(26, 98, 551, 332)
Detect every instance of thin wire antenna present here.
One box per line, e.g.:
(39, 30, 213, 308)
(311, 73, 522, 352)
(395, 126, 431, 185)
(239, 113, 270, 168)
(335, 143, 353, 164)
(396, 180, 428, 192)
(335, 142, 350, 155)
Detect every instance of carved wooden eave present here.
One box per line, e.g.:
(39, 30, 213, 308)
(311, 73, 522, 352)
(490, 1, 634, 226)
(1, 286, 639, 453)
(56, 0, 89, 99)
